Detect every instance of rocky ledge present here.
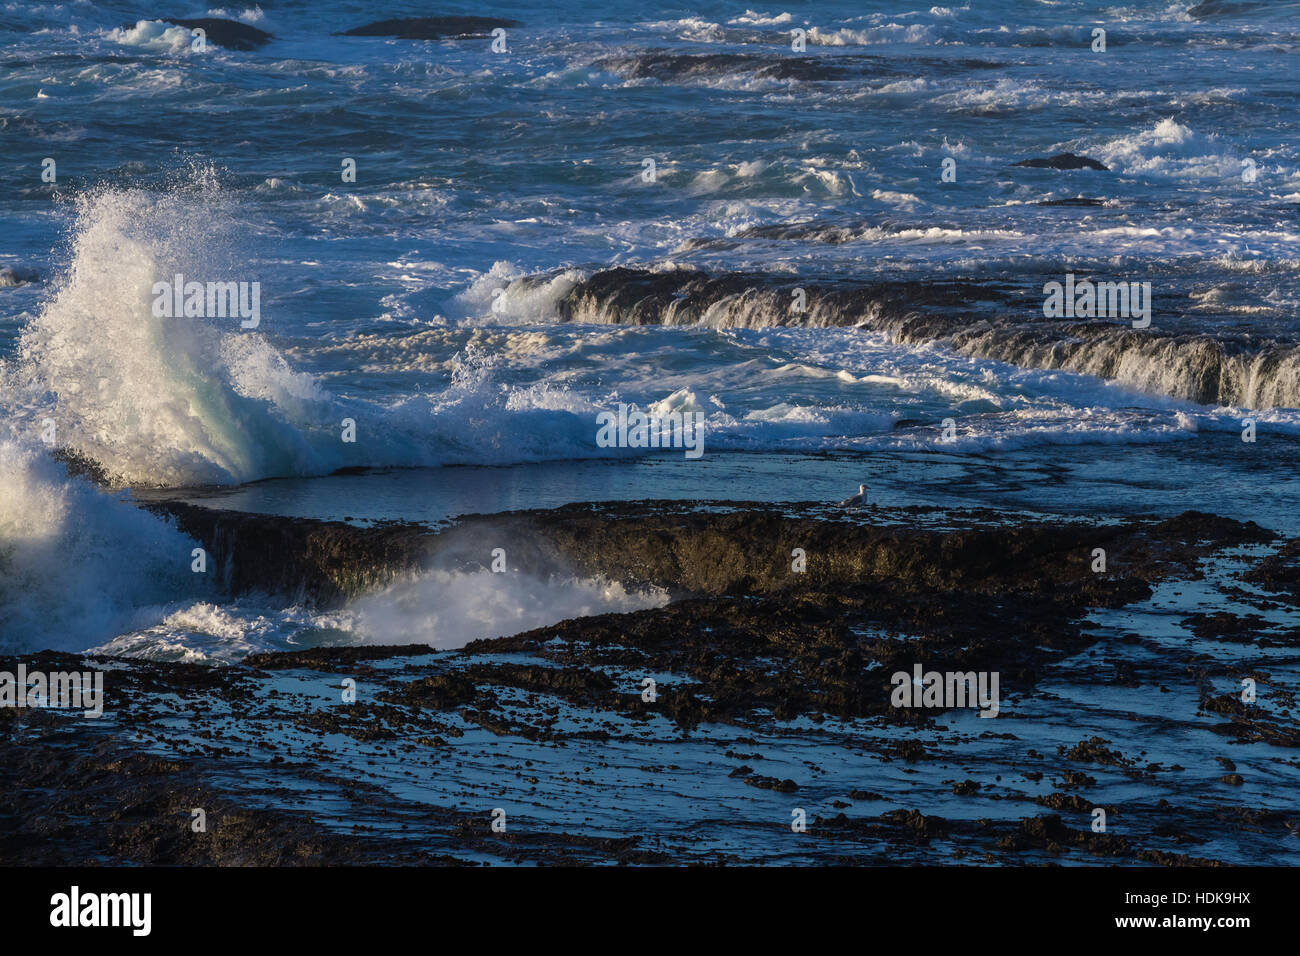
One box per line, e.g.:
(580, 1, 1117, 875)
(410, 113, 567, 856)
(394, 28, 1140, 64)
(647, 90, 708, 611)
(2, 502, 1297, 865)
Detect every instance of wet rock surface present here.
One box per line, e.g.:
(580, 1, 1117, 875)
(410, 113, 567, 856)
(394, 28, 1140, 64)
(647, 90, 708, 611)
(591, 51, 1006, 84)
(514, 266, 1300, 409)
(1187, 1, 1269, 19)
(338, 17, 522, 40)
(1245, 537, 1300, 604)
(2, 502, 1297, 865)
(151, 17, 274, 50)
(143, 500, 436, 603)
(1037, 197, 1106, 206)
(1013, 153, 1110, 171)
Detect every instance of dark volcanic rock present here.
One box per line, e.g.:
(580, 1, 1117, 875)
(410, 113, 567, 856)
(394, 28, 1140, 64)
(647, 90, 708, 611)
(1199, 690, 1300, 748)
(591, 51, 1003, 85)
(1245, 537, 1300, 604)
(152, 17, 273, 50)
(52, 446, 112, 486)
(1187, 1, 1268, 18)
(143, 501, 436, 603)
(742, 775, 799, 793)
(594, 52, 861, 82)
(448, 506, 1270, 727)
(144, 498, 1272, 622)
(1, 500, 1292, 866)
(548, 266, 1019, 331)
(1181, 611, 1267, 644)
(1061, 736, 1134, 768)
(1014, 153, 1109, 171)
(339, 17, 521, 39)
(498, 265, 1298, 409)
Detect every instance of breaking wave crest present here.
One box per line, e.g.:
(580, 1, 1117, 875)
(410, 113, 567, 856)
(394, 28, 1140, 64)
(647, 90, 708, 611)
(2, 177, 340, 486)
(0, 179, 604, 487)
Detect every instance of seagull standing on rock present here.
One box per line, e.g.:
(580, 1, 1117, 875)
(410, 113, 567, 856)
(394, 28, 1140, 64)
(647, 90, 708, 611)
(837, 483, 869, 508)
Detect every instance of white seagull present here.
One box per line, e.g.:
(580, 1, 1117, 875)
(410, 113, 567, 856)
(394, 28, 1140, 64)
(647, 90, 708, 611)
(837, 483, 868, 508)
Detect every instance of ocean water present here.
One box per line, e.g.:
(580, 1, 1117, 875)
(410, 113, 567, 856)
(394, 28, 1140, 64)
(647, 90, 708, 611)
(3, 0, 1300, 659)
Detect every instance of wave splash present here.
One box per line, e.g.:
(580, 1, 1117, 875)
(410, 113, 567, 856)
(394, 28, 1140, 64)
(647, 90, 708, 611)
(346, 568, 669, 650)
(1, 179, 608, 487)
(3, 178, 339, 486)
(0, 439, 201, 653)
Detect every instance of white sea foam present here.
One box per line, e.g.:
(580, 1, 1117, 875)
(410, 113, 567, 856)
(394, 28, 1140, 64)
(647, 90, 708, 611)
(85, 567, 671, 661)
(206, 6, 267, 24)
(88, 599, 352, 664)
(728, 10, 793, 26)
(1089, 118, 1241, 179)
(1, 184, 614, 486)
(3, 180, 339, 486)
(456, 260, 582, 323)
(344, 569, 669, 650)
(806, 23, 938, 45)
(0, 439, 199, 652)
(107, 20, 202, 54)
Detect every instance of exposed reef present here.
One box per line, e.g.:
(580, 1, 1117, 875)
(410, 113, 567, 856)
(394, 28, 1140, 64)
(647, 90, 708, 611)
(4, 501, 1295, 865)
(338, 17, 522, 40)
(150, 17, 274, 50)
(1014, 153, 1109, 171)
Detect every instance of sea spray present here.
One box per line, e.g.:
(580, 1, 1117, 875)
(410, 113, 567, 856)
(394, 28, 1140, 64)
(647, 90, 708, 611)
(0, 181, 624, 486)
(4, 179, 336, 485)
(345, 567, 669, 649)
(0, 439, 201, 652)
